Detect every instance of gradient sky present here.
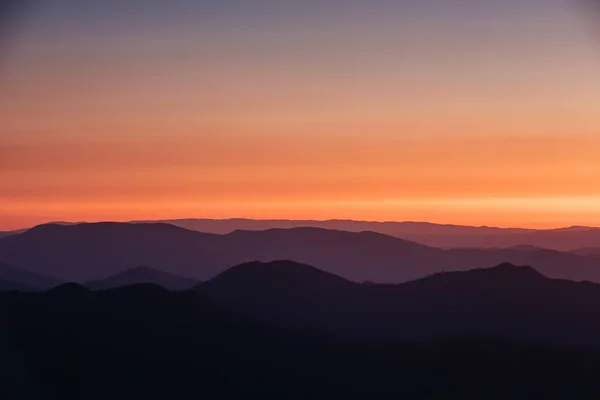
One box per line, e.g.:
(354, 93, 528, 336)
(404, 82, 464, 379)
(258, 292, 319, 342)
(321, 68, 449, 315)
(1, 0, 600, 229)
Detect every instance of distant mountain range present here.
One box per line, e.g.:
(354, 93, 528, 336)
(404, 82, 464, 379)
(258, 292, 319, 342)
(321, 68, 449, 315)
(1, 222, 600, 284)
(6, 218, 600, 251)
(133, 218, 600, 251)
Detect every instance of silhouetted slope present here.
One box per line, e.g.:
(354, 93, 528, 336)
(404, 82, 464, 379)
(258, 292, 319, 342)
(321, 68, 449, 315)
(86, 266, 199, 290)
(205, 260, 354, 291)
(201, 261, 358, 332)
(0, 284, 316, 398)
(199, 262, 600, 346)
(443, 247, 600, 283)
(5, 269, 600, 398)
(405, 262, 545, 286)
(404, 264, 600, 346)
(3, 222, 600, 284)
(0, 262, 60, 290)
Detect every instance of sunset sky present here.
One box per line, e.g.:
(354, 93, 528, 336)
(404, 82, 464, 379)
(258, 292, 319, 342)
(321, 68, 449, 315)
(1, 0, 600, 230)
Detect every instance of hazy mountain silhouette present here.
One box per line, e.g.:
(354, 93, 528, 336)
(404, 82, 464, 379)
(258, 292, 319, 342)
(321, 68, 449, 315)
(5, 263, 600, 397)
(0, 222, 223, 282)
(198, 261, 600, 346)
(10, 218, 600, 250)
(222, 227, 446, 282)
(571, 247, 600, 258)
(0, 262, 61, 290)
(2, 222, 600, 284)
(135, 218, 600, 250)
(137, 217, 531, 237)
(86, 266, 199, 291)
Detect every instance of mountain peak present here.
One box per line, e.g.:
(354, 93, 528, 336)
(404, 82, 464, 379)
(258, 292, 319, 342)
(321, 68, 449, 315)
(202, 260, 355, 294)
(46, 282, 91, 296)
(217, 260, 351, 282)
(491, 262, 544, 276)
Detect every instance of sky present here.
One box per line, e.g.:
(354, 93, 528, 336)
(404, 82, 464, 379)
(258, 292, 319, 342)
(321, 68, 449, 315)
(1, 0, 600, 230)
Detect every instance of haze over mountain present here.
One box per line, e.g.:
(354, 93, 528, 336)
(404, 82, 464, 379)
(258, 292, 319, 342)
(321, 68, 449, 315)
(136, 218, 600, 251)
(8, 218, 600, 251)
(86, 266, 199, 291)
(2, 222, 600, 284)
(571, 248, 600, 258)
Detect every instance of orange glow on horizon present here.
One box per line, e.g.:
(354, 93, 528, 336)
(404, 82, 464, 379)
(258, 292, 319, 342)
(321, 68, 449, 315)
(3, 196, 600, 231)
(2, 131, 600, 230)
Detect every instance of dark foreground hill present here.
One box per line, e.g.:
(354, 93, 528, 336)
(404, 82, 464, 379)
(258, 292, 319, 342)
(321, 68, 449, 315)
(4, 269, 600, 399)
(198, 261, 600, 346)
(2, 223, 600, 284)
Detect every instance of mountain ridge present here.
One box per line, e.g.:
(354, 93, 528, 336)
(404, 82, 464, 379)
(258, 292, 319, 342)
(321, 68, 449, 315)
(6, 262, 600, 397)
(0, 261, 61, 290)
(135, 218, 600, 250)
(2, 222, 600, 284)
(6, 218, 600, 250)
(196, 260, 600, 345)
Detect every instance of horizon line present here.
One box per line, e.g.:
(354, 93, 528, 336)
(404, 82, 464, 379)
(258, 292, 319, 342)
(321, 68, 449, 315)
(4, 217, 599, 233)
